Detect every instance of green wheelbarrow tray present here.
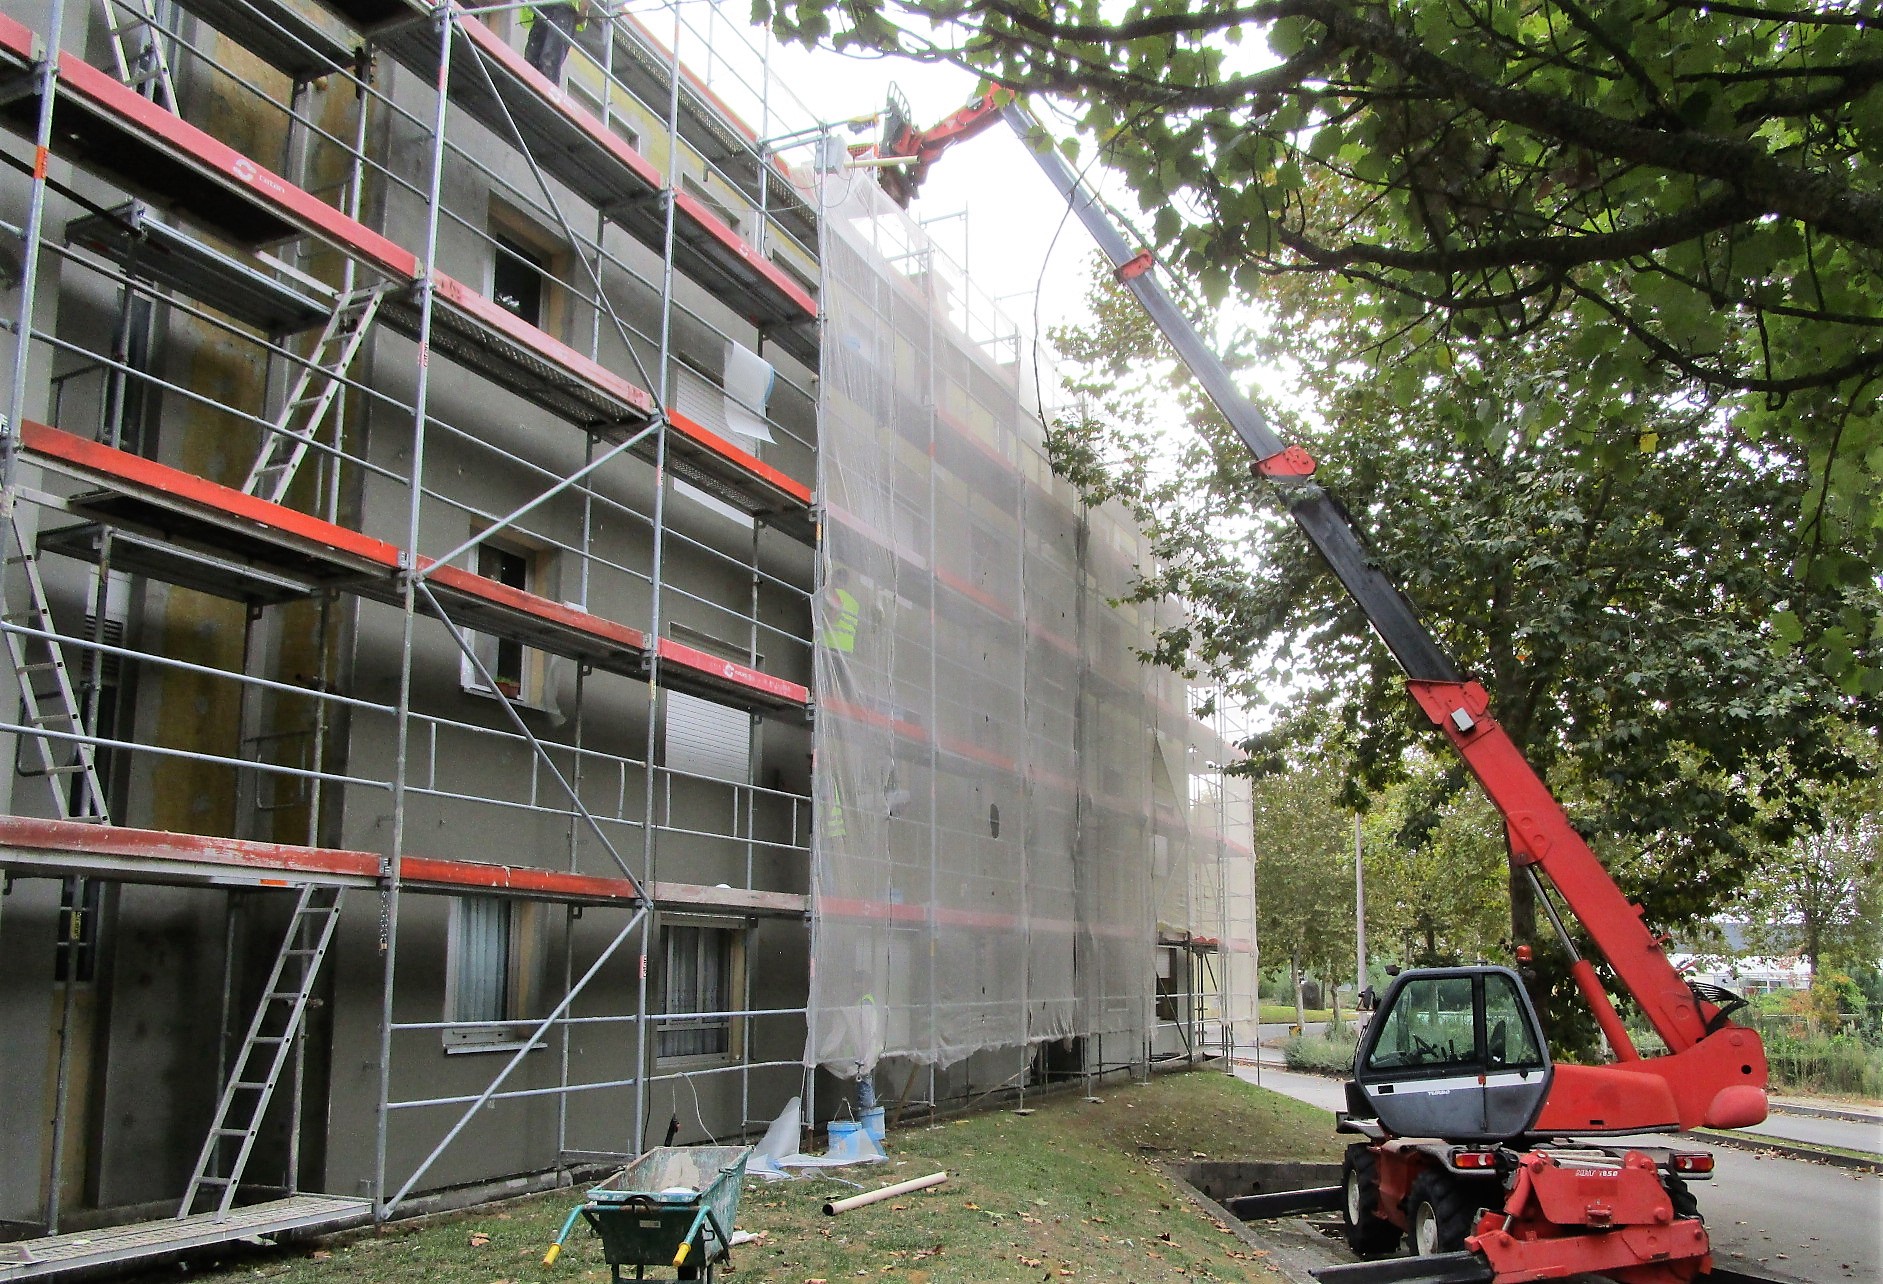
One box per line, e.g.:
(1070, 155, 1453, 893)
(547, 1146, 753, 1282)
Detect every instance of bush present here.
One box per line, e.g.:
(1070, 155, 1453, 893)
(1281, 1023, 1359, 1076)
(1758, 1029, 1883, 1097)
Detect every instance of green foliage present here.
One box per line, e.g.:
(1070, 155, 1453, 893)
(769, 0, 1883, 690)
(1740, 985, 1883, 1096)
(1732, 742, 1883, 978)
(1361, 752, 1508, 966)
(1251, 750, 1358, 994)
(1052, 253, 1874, 947)
(1280, 1022, 1360, 1076)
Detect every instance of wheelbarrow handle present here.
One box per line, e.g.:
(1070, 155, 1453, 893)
(542, 1203, 590, 1266)
(671, 1206, 712, 1267)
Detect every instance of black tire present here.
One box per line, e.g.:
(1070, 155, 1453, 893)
(1340, 1142, 1402, 1256)
(1405, 1170, 1484, 1257)
(1664, 1171, 1701, 1222)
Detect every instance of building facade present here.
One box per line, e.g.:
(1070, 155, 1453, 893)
(0, 0, 1255, 1259)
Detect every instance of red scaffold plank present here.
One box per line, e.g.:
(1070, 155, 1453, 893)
(664, 408, 813, 511)
(0, 816, 382, 882)
(21, 421, 405, 569)
(21, 421, 652, 658)
(657, 637, 809, 709)
(0, 14, 417, 274)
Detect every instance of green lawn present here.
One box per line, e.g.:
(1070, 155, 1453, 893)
(1259, 1004, 1337, 1024)
(134, 1072, 1344, 1284)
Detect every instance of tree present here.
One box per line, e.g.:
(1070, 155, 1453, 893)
(1251, 751, 1357, 1022)
(1734, 750, 1883, 980)
(1051, 256, 1873, 947)
(1362, 751, 1508, 967)
(764, 0, 1883, 685)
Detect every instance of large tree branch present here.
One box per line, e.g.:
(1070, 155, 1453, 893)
(1566, 280, 1883, 393)
(1291, 2, 1883, 250)
(1267, 189, 1760, 275)
(946, 1, 1883, 250)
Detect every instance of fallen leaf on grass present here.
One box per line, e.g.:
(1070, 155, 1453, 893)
(468, 1233, 490, 1248)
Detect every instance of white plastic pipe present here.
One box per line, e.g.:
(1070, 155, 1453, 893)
(822, 1171, 948, 1215)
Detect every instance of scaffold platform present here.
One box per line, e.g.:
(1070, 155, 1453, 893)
(0, 1195, 373, 1283)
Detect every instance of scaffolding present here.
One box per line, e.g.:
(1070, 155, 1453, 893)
(0, 1, 1255, 1274)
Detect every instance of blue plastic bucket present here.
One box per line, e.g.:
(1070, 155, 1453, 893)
(859, 1106, 886, 1144)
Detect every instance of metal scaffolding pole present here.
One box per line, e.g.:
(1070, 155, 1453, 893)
(374, 2, 457, 1222)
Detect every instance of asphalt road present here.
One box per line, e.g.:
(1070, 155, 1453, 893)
(1231, 1060, 1882, 1283)
(1735, 1110, 1883, 1155)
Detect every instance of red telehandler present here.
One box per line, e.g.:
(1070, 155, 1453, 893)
(871, 92, 1773, 1284)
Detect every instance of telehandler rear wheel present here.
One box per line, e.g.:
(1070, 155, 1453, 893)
(1340, 1143, 1401, 1255)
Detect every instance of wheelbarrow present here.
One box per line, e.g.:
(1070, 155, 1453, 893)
(544, 1145, 753, 1282)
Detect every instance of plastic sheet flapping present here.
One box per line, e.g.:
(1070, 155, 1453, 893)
(804, 167, 1251, 1078)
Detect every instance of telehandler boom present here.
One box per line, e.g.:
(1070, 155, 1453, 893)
(874, 91, 1771, 1284)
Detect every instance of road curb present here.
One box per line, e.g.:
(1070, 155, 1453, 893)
(1697, 1128, 1881, 1171)
(1768, 1099, 1883, 1125)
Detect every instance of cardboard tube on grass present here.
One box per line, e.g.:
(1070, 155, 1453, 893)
(822, 1171, 948, 1215)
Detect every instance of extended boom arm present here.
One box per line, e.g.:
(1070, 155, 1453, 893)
(880, 93, 1767, 1132)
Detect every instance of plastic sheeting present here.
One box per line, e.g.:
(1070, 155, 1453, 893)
(806, 171, 1254, 1077)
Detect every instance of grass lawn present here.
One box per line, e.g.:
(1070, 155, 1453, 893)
(1258, 1005, 1336, 1024)
(145, 1071, 1344, 1284)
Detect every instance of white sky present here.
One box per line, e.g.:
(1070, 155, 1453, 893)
(756, 30, 1121, 339)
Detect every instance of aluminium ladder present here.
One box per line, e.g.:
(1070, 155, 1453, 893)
(2, 513, 111, 824)
(180, 885, 345, 1217)
(99, 0, 178, 113)
(243, 288, 385, 504)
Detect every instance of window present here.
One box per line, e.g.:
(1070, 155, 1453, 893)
(491, 233, 547, 326)
(665, 690, 753, 784)
(461, 533, 555, 704)
(566, 77, 642, 152)
(1365, 975, 1478, 1073)
(658, 922, 741, 1061)
(446, 896, 549, 1050)
(1483, 971, 1545, 1069)
(680, 175, 744, 234)
(1155, 945, 1181, 1022)
(487, 206, 567, 338)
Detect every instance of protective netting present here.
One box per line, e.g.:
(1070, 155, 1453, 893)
(807, 172, 1252, 1076)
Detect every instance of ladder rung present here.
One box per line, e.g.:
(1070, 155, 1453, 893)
(213, 1127, 251, 1137)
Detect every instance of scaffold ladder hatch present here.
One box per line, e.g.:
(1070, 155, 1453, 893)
(3, 513, 110, 824)
(244, 288, 385, 504)
(99, 0, 177, 113)
(181, 885, 345, 1218)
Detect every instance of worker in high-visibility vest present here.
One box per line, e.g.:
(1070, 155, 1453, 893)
(523, 1, 591, 80)
(820, 569, 860, 655)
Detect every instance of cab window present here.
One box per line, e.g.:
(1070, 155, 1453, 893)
(1483, 971, 1545, 1069)
(1365, 975, 1477, 1073)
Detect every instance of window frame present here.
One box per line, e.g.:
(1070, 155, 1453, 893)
(443, 895, 551, 1053)
(486, 204, 569, 340)
(655, 917, 746, 1067)
(459, 528, 557, 708)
